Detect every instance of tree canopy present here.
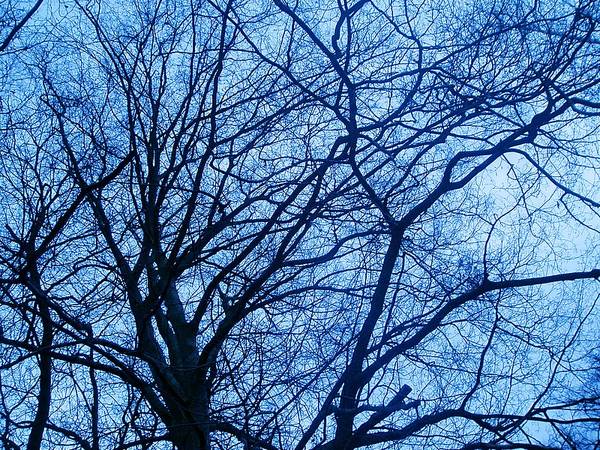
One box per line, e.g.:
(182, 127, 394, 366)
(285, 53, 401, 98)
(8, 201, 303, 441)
(1, 0, 600, 449)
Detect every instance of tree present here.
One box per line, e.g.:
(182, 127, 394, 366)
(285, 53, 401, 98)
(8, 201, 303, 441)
(1, 0, 600, 448)
(0, 0, 45, 52)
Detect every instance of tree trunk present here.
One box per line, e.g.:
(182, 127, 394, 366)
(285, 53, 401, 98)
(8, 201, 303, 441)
(167, 383, 210, 450)
(27, 297, 52, 450)
(171, 427, 206, 450)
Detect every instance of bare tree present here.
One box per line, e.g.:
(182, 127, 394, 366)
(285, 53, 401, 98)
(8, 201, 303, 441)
(1, 0, 600, 449)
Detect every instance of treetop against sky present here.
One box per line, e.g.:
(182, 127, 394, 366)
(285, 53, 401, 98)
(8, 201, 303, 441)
(1, 0, 600, 449)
